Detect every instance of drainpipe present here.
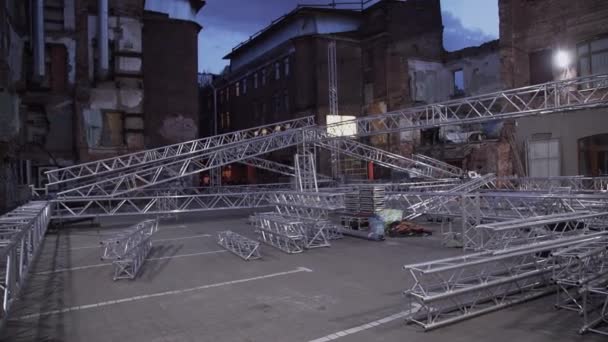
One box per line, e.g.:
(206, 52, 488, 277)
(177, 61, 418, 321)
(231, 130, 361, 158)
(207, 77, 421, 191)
(33, 0, 45, 80)
(97, 0, 109, 80)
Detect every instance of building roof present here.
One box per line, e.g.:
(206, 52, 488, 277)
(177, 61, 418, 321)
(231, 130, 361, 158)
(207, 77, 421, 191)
(223, 6, 362, 60)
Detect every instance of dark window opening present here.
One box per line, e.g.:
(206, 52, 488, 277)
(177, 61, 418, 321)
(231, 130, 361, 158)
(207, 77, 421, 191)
(453, 69, 465, 96)
(529, 49, 554, 84)
(579, 133, 608, 176)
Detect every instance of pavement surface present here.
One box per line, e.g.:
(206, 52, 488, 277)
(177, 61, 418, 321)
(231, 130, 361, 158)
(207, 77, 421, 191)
(1, 210, 603, 341)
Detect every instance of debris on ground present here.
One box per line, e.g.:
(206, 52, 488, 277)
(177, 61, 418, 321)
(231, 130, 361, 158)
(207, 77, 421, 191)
(387, 220, 433, 237)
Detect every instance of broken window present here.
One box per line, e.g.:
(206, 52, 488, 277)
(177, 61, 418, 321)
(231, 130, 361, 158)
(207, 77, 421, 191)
(578, 37, 608, 77)
(100, 112, 124, 147)
(275, 62, 281, 80)
(453, 69, 465, 96)
(529, 49, 553, 84)
(284, 57, 290, 77)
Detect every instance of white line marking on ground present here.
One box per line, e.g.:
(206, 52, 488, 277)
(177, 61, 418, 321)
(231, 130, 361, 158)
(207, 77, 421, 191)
(34, 250, 228, 275)
(17, 267, 313, 320)
(307, 304, 421, 342)
(69, 234, 212, 250)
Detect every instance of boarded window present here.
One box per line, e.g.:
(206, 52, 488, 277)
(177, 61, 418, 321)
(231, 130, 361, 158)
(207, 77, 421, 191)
(101, 112, 124, 147)
(529, 49, 554, 84)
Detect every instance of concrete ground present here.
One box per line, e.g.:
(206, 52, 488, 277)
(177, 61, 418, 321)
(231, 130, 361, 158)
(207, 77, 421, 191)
(2, 210, 603, 342)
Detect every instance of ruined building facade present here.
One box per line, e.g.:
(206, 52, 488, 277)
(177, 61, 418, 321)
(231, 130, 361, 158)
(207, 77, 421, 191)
(500, 0, 608, 177)
(0, 0, 204, 212)
(200, 0, 505, 182)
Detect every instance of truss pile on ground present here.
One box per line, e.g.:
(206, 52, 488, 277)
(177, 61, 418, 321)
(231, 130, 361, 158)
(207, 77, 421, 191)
(386, 174, 496, 220)
(0, 201, 50, 326)
(552, 235, 608, 314)
(268, 191, 345, 240)
(250, 213, 306, 254)
(100, 219, 158, 261)
(217, 230, 261, 261)
(496, 176, 608, 192)
(101, 219, 158, 280)
(475, 211, 608, 251)
(403, 234, 608, 330)
(580, 275, 608, 336)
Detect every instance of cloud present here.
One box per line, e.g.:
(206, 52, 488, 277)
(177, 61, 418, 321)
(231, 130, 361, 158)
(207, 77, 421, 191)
(442, 11, 497, 51)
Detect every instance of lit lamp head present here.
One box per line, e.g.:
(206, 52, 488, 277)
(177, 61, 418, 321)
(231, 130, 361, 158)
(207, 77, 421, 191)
(554, 50, 571, 69)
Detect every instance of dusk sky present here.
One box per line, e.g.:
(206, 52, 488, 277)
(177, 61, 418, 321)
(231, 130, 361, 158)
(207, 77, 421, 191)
(196, 0, 499, 73)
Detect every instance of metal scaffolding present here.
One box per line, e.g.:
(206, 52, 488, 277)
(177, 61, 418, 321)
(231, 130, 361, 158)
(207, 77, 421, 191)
(403, 234, 608, 330)
(294, 153, 318, 192)
(46, 116, 316, 187)
(100, 219, 158, 261)
(0, 201, 51, 327)
(250, 213, 305, 254)
(325, 73, 608, 137)
(217, 231, 261, 261)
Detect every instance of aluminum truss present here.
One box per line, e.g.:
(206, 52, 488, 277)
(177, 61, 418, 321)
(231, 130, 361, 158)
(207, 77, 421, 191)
(580, 275, 608, 336)
(475, 211, 607, 251)
(315, 136, 459, 179)
(269, 192, 345, 211)
(217, 230, 261, 261)
(325, 73, 608, 137)
(552, 235, 608, 314)
(398, 174, 496, 220)
(58, 128, 307, 198)
(294, 153, 318, 192)
(51, 191, 275, 219)
(0, 201, 51, 326)
(46, 116, 315, 186)
(403, 234, 607, 330)
(250, 213, 305, 254)
(495, 176, 608, 192)
(100, 219, 159, 261)
(113, 234, 153, 280)
(412, 154, 464, 177)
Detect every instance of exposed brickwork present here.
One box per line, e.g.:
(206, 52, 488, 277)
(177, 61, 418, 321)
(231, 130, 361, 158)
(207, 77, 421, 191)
(499, 0, 608, 88)
(143, 12, 201, 147)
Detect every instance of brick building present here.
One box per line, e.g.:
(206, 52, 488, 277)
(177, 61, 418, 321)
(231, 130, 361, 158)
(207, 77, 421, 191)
(500, 0, 608, 176)
(200, 0, 507, 182)
(0, 0, 204, 211)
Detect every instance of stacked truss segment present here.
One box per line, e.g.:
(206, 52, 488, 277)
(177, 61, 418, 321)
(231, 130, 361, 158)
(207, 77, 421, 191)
(580, 275, 608, 336)
(294, 153, 318, 192)
(217, 231, 261, 261)
(475, 211, 606, 251)
(100, 219, 158, 261)
(552, 235, 608, 313)
(250, 213, 305, 254)
(0, 201, 51, 326)
(403, 234, 608, 330)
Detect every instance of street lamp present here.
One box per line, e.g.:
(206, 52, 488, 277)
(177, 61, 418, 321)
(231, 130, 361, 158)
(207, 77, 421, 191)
(554, 50, 571, 69)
